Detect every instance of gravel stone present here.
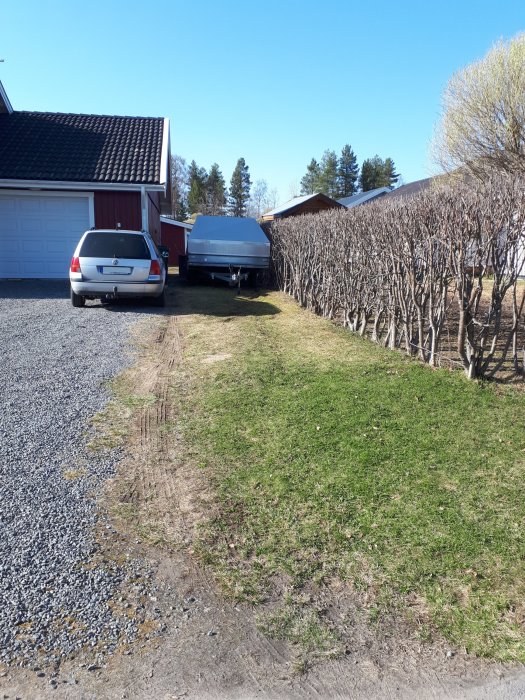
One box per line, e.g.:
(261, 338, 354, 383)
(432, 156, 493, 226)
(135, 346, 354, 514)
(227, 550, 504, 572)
(0, 281, 162, 663)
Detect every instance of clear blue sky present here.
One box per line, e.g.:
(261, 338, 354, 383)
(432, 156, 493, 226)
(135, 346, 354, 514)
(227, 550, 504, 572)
(1, 0, 524, 203)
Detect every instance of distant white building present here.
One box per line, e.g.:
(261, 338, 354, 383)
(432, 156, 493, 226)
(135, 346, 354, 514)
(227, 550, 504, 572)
(338, 187, 391, 209)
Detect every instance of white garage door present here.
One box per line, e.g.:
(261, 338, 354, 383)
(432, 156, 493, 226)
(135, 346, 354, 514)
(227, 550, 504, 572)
(0, 192, 92, 279)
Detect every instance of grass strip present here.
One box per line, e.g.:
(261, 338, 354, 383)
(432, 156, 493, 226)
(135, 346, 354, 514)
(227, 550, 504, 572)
(176, 285, 525, 662)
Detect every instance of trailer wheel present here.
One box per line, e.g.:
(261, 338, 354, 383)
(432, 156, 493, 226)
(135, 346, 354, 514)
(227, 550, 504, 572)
(179, 255, 188, 280)
(187, 268, 198, 284)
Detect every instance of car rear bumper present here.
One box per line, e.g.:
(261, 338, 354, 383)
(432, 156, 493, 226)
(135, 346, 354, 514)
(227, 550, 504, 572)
(70, 280, 164, 298)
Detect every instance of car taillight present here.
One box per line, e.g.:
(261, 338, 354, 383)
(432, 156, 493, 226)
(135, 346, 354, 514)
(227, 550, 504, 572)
(70, 256, 81, 273)
(149, 260, 162, 276)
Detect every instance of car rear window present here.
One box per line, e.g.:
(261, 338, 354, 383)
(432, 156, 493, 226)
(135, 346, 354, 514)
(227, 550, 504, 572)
(79, 232, 151, 259)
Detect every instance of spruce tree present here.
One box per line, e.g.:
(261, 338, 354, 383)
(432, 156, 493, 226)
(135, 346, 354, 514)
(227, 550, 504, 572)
(206, 163, 227, 215)
(317, 150, 339, 198)
(383, 158, 400, 188)
(187, 160, 207, 214)
(229, 158, 251, 217)
(300, 158, 321, 195)
(338, 145, 359, 196)
(359, 156, 400, 191)
(359, 158, 378, 191)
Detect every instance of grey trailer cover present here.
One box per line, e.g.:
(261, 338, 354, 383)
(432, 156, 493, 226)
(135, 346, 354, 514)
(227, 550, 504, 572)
(187, 216, 270, 269)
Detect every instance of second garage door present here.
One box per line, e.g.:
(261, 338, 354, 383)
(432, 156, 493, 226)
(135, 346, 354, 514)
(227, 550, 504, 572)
(0, 192, 92, 279)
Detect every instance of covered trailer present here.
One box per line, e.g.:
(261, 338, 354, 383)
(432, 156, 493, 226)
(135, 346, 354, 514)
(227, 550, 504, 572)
(181, 216, 270, 288)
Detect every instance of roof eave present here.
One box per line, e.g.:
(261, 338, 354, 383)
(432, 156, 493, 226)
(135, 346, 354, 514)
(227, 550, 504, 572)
(266, 192, 344, 217)
(285, 197, 343, 216)
(159, 118, 170, 190)
(158, 118, 173, 215)
(160, 215, 193, 229)
(0, 178, 165, 191)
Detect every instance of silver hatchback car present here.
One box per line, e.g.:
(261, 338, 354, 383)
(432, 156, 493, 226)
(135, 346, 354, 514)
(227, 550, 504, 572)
(69, 229, 166, 307)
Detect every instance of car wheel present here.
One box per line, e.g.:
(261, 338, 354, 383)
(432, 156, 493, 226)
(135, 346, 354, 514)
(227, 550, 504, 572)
(151, 288, 166, 307)
(70, 287, 85, 307)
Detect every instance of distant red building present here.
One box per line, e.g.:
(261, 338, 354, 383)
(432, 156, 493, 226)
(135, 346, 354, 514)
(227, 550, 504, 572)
(260, 192, 344, 222)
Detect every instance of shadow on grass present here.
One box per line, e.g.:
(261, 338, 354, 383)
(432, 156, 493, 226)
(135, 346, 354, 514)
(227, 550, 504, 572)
(170, 276, 280, 318)
(0, 276, 280, 318)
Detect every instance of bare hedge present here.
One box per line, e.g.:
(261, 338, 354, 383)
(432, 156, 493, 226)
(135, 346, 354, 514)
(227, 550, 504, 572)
(271, 175, 525, 379)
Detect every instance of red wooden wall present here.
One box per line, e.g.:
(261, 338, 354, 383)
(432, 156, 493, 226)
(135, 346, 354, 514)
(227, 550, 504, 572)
(160, 221, 187, 265)
(94, 191, 141, 231)
(93, 190, 162, 243)
(147, 192, 161, 244)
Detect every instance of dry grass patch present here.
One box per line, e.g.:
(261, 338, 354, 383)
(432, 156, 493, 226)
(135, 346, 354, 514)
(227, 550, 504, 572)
(63, 468, 87, 481)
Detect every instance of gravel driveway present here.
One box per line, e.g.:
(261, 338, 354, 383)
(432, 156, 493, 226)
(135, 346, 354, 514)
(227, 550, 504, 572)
(0, 281, 161, 666)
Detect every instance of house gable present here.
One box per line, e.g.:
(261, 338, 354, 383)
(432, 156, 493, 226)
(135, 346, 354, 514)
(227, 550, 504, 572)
(261, 192, 343, 221)
(0, 79, 13, 115)
(0, 79, 172, 276)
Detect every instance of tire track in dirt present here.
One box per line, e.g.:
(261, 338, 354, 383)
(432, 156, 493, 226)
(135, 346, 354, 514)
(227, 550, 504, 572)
(124, 316, 189, 540)
(99, 310, 308, 697)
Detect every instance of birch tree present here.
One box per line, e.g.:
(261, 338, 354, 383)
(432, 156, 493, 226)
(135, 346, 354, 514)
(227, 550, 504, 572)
(434, 34, 525, 179)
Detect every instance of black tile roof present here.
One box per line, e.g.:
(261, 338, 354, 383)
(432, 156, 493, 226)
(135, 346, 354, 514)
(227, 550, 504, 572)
(0, 111, 165, 184)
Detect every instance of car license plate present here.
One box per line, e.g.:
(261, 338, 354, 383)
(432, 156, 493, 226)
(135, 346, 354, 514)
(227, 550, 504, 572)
(102, 266, 131, 275)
